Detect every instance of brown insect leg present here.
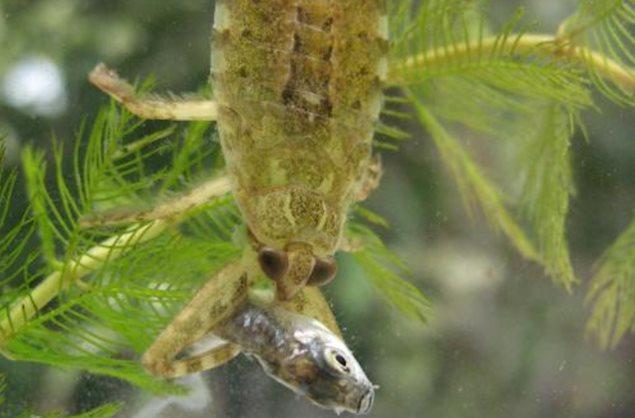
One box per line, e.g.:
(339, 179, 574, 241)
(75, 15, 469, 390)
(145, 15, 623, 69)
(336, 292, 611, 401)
(155, 342, 242, 378)
(354, 154, 383, 202)
(79, 176, 232, 228)
(89, 63, 218, 121)
(338, 154, 385, 253)
(141, 262, 249, 377)
(337, 236, 363, 253)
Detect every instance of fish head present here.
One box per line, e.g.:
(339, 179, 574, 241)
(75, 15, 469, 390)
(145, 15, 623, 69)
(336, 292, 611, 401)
(255, 310, 375, 415)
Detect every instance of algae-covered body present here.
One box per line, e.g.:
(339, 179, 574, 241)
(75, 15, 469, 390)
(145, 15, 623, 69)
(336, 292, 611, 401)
(212, 0, 388, 299)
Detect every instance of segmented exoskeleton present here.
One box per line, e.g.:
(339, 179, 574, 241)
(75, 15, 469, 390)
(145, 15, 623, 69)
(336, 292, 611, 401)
(212, 0, 388, 299)
(86, 1, 387, 410)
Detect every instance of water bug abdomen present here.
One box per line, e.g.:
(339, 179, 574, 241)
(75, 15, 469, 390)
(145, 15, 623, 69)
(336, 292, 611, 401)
(211, 0, 388, 254)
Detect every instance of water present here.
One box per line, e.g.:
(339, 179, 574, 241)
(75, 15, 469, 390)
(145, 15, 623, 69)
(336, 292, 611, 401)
(1, 1, 634, 417)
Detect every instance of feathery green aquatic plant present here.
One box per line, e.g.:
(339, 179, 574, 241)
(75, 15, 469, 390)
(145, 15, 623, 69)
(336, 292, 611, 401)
(0, 0, 634, 414)
(389, 0, 635, 344)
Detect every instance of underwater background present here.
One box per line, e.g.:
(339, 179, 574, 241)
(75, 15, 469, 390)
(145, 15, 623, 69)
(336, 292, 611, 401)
(1, 0, 634, 417)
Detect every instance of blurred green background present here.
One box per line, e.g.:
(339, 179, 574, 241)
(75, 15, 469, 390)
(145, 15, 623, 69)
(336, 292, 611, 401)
(1, 0, 634, 417)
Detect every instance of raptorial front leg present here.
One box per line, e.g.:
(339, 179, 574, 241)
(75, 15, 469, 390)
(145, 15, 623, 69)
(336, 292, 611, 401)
(79, 176, 232, 228)
(155, 342, 242, 379)
(141, 262, 248, 377)
(89, 63, 218, 121)
(279, 287, 342, 338)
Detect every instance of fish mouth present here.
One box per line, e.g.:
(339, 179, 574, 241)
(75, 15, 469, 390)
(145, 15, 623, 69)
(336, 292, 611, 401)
(356, 387, 375, 415)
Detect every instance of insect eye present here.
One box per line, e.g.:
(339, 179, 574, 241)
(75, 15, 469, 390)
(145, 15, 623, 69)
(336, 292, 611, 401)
(258, 248, 290, 280)
(307, 256, 337, 286)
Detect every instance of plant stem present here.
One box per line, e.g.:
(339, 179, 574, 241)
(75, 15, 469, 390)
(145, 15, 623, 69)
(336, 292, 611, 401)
(388, 33, 635, 92)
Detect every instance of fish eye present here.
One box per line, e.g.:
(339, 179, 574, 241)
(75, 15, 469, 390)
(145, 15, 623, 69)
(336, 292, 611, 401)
(325, 348, 351, 373)
(258, 248, 290, 280)
(307, 256, 337, 286)
(335, 354, 347, 367)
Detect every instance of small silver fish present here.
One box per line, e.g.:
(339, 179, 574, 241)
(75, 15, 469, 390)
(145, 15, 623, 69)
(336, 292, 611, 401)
(217, 302, 375, 415)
